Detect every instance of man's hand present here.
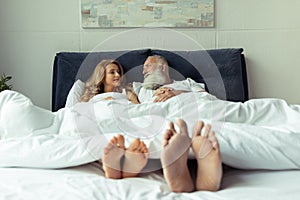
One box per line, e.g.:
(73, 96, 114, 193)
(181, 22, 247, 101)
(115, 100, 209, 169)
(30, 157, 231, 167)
(153, 87, 185, 102)
(153, 87, 174, 96)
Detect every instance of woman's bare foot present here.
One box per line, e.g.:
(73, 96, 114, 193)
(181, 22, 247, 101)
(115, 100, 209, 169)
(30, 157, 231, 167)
(161, 119, 194, 192)
(122, 138, 149, 178)
(101, 134, 125, 179)
(191, 121, 222, 191)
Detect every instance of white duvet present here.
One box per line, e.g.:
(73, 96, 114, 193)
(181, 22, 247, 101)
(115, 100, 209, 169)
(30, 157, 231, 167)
(1, 90, 300, 170)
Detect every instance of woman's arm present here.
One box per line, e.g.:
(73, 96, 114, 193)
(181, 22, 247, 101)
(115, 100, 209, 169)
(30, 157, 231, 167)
(125, 84, 140, 104)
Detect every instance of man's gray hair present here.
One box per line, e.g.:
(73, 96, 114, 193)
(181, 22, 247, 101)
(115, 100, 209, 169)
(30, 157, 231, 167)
(149, 55, 168, 67)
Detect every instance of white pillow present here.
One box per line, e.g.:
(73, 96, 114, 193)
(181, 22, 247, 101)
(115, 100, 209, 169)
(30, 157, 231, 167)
(65, 79, 85, 107)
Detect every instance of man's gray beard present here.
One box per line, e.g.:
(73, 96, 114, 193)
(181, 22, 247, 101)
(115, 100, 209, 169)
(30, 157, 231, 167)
(142, 68, 168, 90)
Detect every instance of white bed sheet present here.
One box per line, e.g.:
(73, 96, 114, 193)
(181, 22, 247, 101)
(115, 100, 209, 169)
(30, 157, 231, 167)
(2, 90, 300, 170)
(1, 162, 299, 200)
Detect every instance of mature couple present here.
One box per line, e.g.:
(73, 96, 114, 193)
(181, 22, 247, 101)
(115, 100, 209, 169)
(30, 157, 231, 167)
(79, 55, 222, 192)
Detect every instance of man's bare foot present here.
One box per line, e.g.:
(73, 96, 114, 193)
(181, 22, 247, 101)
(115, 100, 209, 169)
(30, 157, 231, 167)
(101, 134, 125, 179)
(122, 138, 149, 178)
(161, 119, 194, 192)
(192, 121, 222, 191)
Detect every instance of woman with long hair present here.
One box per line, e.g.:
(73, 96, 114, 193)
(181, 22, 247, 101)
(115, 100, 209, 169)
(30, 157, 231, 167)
(80, 59, 148, 179)
(80, 59, 139, 104)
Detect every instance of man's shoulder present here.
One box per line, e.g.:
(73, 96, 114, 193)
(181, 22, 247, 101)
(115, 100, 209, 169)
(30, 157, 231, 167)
(174, 78, 199, 85)
(171, 79, 191, 85)
(185, 78, 197, 83)
(167, 78, 205, 91)
(172, 78, 195, 83)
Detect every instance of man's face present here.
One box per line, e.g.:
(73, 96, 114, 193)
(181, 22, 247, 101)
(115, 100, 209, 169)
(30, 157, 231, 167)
(142, 58, 167, 89)
(143, 57, 158, 78)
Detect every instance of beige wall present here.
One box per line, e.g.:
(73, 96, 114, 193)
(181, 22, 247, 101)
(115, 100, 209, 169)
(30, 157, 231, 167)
(0, 0, 299, 109)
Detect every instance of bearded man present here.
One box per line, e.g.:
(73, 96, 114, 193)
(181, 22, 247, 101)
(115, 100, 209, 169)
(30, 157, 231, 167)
(131, 55, 206, 103)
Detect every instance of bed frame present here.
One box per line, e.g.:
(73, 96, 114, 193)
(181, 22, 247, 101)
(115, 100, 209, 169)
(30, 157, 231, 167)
(52, 48, 248, 111)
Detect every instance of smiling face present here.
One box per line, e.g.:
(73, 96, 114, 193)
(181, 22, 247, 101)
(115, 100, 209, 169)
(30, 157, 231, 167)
(142, 56, 172, 88)
(103, 63, 122, 92)
(143, 57, 159, 78)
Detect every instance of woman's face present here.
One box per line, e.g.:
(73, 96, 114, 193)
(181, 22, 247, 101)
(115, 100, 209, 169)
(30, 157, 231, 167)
(103, 63, 122, 91)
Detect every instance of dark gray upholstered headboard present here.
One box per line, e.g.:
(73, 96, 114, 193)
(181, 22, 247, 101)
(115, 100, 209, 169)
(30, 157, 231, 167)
(52, 48, 248, 111)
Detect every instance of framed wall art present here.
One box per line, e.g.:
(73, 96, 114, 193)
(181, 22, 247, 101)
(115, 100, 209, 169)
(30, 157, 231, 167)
(81, 0, 214, 28)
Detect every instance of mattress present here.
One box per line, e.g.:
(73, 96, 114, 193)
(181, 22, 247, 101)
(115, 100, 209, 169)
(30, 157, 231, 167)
(1, 162, 299, 200)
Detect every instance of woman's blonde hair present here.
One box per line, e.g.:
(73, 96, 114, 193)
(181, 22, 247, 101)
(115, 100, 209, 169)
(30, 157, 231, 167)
(80, 59, 124, 102)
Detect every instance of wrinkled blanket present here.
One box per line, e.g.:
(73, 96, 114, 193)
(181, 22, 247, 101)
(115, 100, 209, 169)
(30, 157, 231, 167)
(1, 90, 300, 170)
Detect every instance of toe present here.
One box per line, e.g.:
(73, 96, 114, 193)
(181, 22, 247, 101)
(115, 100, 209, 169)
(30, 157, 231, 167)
(176, 119, 188, 136)
(192, 121, 204, 137)
(140, 141, 148, 153)
(163, 129, 173, 147)
(203, 124, 212, 138)
(117, 134, 125, 148)
(169, 121, 176, 132)
(208, 131, 219, 150)
(128, 138, 140, 151)
(111, 136, 118, 144)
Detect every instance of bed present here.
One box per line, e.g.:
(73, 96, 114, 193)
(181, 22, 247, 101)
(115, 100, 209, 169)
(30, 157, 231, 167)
(1, 48, 300, 200)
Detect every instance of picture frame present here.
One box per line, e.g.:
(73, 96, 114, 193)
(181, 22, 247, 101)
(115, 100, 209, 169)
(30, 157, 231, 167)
(81, 0, 214, 28)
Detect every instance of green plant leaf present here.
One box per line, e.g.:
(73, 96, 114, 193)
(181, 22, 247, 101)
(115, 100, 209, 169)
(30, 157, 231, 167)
(0, 73, 13, 92)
